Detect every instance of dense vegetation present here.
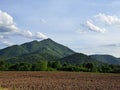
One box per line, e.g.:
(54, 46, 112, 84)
(0, 60, 120, 73)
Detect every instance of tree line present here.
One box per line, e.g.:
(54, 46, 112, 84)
(0, 60, 120, 73)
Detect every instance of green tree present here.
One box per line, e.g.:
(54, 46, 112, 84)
(0, 61, 6, 70)
(98, 64, 112, 73)
(84, 63, 94, 72)
(18, 62, 31, 71)
(9, 62, 32, 71)
(32, 61, 48, 71)
(48, 61, 62, 70)
(9, 63, 19, 70)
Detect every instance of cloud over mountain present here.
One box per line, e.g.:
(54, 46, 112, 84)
(1, 41, 14, 46)
(0, 10, 48, 46)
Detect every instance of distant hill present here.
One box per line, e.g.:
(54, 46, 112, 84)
(0, 38, 75, 58)
(90, 55, 120, 65)
(60, 53, 102, 65)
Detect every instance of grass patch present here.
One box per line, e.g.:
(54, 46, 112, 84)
(0, 87, 8, 90)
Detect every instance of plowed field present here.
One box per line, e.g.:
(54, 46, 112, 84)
(0, 72, 119, 90)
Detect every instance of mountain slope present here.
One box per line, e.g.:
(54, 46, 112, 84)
(60, 53, 102, 65)
(21, 39, 75, 57)
(0, 39, 75, 58)
(6, 53, 58, 63)
(0, 45, 29, 57)
(90, 55, 120, 65)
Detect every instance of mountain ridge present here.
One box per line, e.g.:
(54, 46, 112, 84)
(60, 53, 103, 65)
(0, 38, 119, 65)
(90, 54, 120, 65)
(0, 38, 75, 58)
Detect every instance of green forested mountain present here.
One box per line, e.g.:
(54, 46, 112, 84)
(0, 45, 29, 57)
(0, 38, 75, 58)
(0, 39, 120, 72)
(0, 39, 120, 66)
(90, 55, 120, 65)
(6, 53, 59, 63)
(60, 53, 102, 65)
(21, 39, 75, 58)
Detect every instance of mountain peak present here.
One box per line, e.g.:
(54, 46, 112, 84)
(41, 38, 55, 42)
(0, 38, 75, 57)
(44, 38, 52, 41)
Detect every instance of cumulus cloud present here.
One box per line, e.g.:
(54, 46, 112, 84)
(1, 41, 14, 46)
(35, 32, 48, 39)
(0, 10, 48, 47)
(78, 13, 120, 34)
(95, 13, 120, 25)
(0, 10, 19, 33)
(18, 31, 48, 39)
(18, 30, 33, 38)
(86, 20, 106, 33)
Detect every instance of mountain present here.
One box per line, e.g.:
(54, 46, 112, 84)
(6, 53, 59, 63)
(60, 53, 102, 65)
(0, 45, 29, 57)
(0, 38, 75, 58)
(90, 55, 120, 65)
(0, 38, 119, 65)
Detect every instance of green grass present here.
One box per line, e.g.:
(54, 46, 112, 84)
(0, 87, 8, 90)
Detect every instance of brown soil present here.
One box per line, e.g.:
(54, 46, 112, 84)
(0, 71, 119, 90)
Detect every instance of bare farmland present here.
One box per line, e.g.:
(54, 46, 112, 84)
(0, 71, 119, 90)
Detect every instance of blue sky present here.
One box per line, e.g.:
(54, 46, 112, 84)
(0, 0, 120, 57)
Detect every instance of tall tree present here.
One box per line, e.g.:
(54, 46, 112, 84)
(33, 61, 48, 71)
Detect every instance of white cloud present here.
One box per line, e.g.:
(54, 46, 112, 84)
(18, 30, 48, 40)
(79, 13, 120, 34)
(86, 20, 106, 33)
(18, 30, 33, 38)
(35, 32, 48, 39)
(95, 13, 120, 25)
(0, 10, 19, 33)
(1, 41, 14, 46)
(18, 31, 48, 39)
(0, 10, 48, 47)
(18, 30, 48, 39)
